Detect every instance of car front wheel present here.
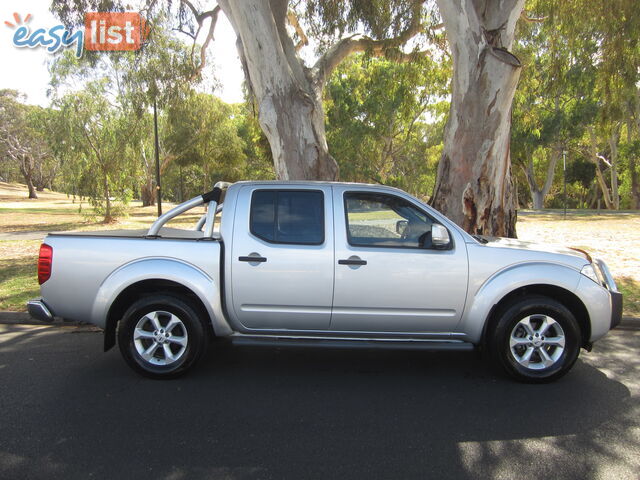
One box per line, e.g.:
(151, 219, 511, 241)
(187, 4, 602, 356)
(490, 296, 581, 383)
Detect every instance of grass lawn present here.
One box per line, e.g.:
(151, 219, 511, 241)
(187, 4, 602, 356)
(1, 181, 638, 316)
(0, 182, 205, 311)
(0, 182, 205, 233)
(0, 240, 41, 311)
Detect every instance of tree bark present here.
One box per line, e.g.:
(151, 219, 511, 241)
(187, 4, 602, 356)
(103, 174, 113, 222)
(608, 126, 620, 210)
(432, 0, 525, 237)
(631, 159, 640, 210)
(218, 0, 338, 180)
(25, 174, 38, 199)
(19, 155, 38, 199)
(141, 181, 156, 207)
(139, 140, 155, 206)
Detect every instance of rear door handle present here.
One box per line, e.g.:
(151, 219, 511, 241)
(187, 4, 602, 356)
(338, 257, 367, 266)
(239, 254, 267, 263)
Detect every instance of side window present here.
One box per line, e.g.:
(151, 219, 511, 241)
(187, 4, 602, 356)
(250, 190, 324, 245)
(344, 192, 433, 248)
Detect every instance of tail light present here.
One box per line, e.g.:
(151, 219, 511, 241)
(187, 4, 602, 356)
(38, 244, 53, 285)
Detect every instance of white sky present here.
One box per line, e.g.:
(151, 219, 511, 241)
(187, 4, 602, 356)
(0, 0, 245, 105)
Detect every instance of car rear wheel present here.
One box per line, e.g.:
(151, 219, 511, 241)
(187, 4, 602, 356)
(490, 296, 581, 383)
(118, 294, 207, 379)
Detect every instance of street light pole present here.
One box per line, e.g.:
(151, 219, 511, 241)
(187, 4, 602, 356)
(153, 98, 162, 217)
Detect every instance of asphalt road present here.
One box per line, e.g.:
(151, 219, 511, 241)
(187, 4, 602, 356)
(1, 322, 639, 480)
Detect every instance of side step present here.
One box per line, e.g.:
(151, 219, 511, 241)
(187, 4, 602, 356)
(230, 336, 475, 352)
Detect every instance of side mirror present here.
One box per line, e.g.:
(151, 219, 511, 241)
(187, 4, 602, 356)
(396, 220, 409, 236)
(431, 223, 450, 249)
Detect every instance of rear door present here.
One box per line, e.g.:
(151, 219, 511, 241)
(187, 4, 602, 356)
(230, 185, 334, 331)
(331, 186, 468, 333)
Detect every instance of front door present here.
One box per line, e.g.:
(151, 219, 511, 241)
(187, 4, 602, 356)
(230, 185, 334, 331)
(331, 186, 468, 333)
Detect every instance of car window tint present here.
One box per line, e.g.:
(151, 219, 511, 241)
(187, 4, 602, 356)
(250, 190, 324, 245)
(250, 190, 276, 241)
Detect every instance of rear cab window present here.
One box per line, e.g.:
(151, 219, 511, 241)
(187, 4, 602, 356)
(250, 190, 324, 245)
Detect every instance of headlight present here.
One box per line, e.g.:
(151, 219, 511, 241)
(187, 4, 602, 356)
(594, 259, 619, 292)
(581, 264, 600, 285)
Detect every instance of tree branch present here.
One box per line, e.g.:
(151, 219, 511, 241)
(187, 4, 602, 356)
(182, 0, 219, 24)
(312, 2, 428, 88)
(287, 10, 308, 52)
(520, 11, 548, 23)
(189, 6, 221, 81)
(596, 154, 612, 168)
(173, 26, 196, 41)
(176, 1, 221, 81)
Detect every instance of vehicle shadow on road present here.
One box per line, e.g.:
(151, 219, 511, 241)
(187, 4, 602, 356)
(0, 326, 637, 480)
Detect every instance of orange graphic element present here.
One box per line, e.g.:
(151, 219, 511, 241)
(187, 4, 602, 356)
(4, 12, 31, 28)
(84, 12, 147, 51)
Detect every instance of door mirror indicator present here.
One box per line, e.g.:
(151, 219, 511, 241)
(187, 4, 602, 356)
(431, 224, 451, 249)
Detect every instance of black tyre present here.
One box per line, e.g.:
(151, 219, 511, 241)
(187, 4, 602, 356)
(117, 294, 208, 379)
(489, 296, 581, 383)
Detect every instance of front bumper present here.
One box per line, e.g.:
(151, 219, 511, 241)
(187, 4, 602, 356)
(610, 291, 623, 330)
(27, 299, 54, 323)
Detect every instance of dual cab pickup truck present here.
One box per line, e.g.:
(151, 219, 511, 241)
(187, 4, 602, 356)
(28, 181, 622, 382)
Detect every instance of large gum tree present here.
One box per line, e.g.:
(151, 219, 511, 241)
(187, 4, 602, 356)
(178, 0, 526, 236)
(180, 0, 432, 181)
(53, 0, 527, 236)
(432, 0, 525, 237)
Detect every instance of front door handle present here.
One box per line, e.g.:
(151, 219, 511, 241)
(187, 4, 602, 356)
(239, 254, 267, 263)
(338, 256, 367, 266)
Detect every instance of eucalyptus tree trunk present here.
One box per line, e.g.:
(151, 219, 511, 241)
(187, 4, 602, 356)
(432, 0, 525, 237)
(140, 181, 156, 207)
(19, 155, 38, 199)
(24, 174, 38, 199)
(631, 161, 640, 210)
(217, 0, 338, 180)
(608, 128, 620, 210)
(588, 126, 619, 210)
(140, 146, 156, 207)
(103, 175, 113, 222)
(522, 150, 559, 210)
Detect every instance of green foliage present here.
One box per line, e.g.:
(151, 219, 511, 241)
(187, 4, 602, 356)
(325, 54, 449, 197)
(0, 90, 55, 194)
(301, 0, 440, 50)
(234, 104, 276, 181)
(512, 0, 640, 210)
(41, 0, 640, 212)
(161, 92, 249, 199)
(46, 17, 259, 212)
(54, 80, 139, 221)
